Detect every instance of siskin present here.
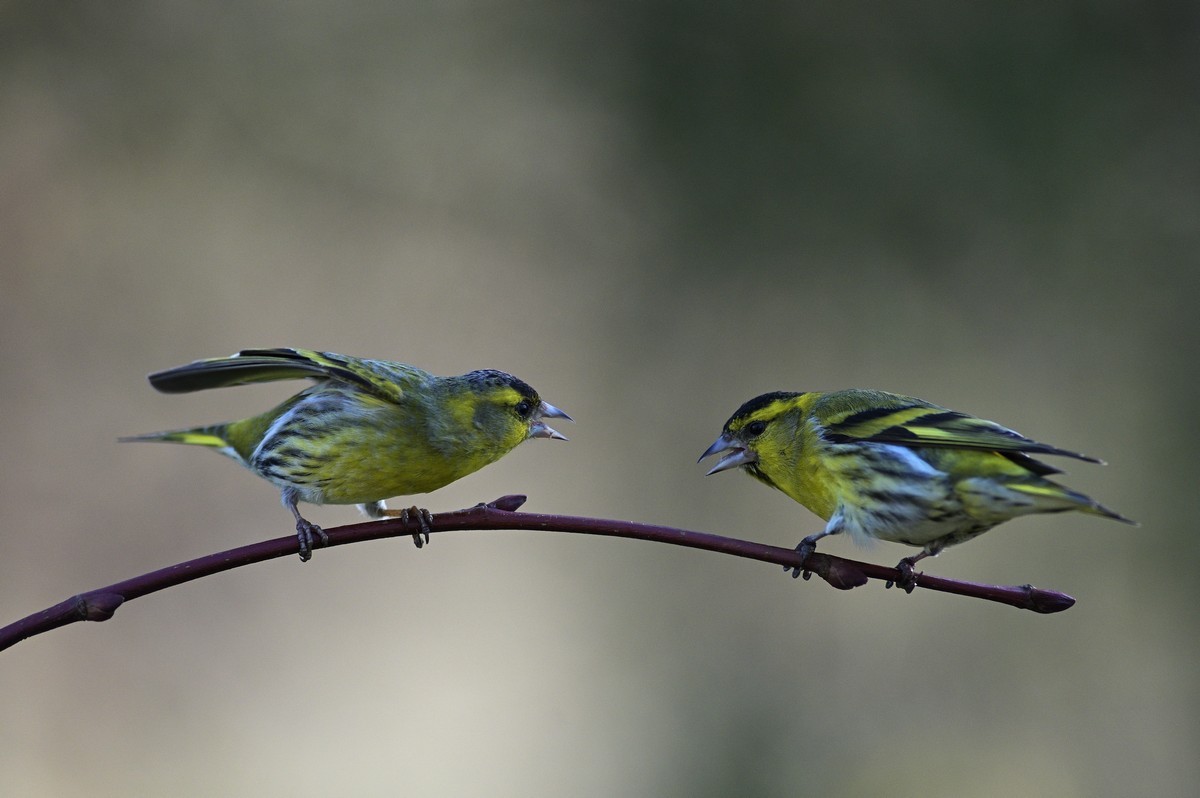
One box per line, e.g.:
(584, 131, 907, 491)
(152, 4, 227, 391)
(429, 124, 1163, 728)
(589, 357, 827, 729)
(699, 389, 1134, 590)
(123, 348, 571, 561)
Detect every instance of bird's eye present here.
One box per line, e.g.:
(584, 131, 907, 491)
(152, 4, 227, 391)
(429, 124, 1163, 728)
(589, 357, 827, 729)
(514, 399, 533, 418)
(745, 420, 767, 437)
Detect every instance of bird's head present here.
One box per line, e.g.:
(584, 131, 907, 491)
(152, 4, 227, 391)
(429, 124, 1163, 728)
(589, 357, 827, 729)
(698, 391, 813, 481)
(459, 370, 572, 451)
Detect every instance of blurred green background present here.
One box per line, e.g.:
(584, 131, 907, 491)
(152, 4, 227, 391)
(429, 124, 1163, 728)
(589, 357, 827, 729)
(2, 3, 1197, 796)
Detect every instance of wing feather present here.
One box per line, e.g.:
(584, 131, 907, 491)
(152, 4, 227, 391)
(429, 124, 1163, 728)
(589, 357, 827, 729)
(819, 390, 1102, 466)
(147, 348, 431, 404)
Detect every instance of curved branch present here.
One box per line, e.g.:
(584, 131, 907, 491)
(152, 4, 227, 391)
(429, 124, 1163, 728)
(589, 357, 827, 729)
(0, 495, 1074, 652)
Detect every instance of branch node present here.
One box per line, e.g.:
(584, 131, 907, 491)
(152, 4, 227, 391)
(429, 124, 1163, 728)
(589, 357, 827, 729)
(487, 495, 528, 512)
(79, 592, 125, 622)
(808, 555, 869, 590)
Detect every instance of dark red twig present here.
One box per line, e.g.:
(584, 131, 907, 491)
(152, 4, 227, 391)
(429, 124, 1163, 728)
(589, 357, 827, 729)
(0, 495, 1074, 652)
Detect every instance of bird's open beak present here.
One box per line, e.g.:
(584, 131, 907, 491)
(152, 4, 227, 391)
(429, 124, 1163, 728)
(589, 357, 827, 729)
(530, 401, 572, 440)
(698, 433, 756, 475)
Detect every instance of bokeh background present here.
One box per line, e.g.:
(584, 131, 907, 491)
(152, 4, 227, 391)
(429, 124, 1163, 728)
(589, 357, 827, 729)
(2, 3, 1197, 796)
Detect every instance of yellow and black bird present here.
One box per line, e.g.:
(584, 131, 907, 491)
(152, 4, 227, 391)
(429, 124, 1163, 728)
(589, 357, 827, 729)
(699, 389, 1133, 590)
(123, 348, 571, 560)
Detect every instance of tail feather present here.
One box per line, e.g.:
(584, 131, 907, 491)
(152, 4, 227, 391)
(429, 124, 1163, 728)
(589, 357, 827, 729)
(1008, 482, 1138, 526)
(119, 429, 226, 447)
(1083, 500, 1139, 526)
(119, 424, 245, 463)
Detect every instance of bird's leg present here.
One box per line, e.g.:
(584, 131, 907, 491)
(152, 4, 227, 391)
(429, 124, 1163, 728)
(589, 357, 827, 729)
(887, 548, 936, 593)
(789, 513, 845, 580)
(376, 505, 434, 548)
(283, 488, 326, 563)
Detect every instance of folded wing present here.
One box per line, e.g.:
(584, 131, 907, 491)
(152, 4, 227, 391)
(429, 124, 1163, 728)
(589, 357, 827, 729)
(819, 391, 1103, 475)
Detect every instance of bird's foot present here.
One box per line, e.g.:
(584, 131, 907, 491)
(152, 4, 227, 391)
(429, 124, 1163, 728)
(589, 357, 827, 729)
(400, 506, 434, 548)
(786, 538, 818, 580)
(295, 518, 328, 563)
(886, 557, 921, 594)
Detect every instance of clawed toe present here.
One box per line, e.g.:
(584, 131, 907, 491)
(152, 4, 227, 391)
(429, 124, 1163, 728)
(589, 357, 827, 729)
(786, 539, 817, 580)
(401, 506, 434, 548)
(886, 558, 920, 593)
(295, 518, 327, 563)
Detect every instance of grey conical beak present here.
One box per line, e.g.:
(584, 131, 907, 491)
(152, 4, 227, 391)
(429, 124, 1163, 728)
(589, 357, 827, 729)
(698, 433, 756, 475)
(530, 400, 572, 440)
